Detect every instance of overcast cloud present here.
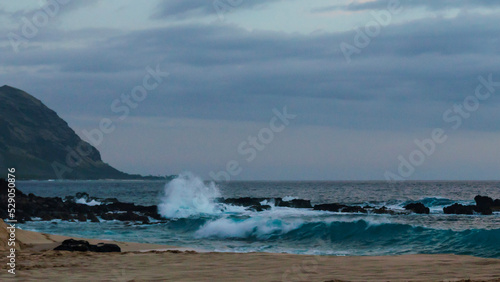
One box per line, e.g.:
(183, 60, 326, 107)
(1, 0, 499, 180)
(312, 0, 500, 13)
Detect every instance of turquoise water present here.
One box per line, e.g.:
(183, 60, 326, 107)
(17, 175, 500, 258)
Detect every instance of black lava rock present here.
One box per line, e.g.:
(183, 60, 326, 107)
(54, 239, 91, 252)
(341, 206, 367, 213)
(443, 203, 474, 215)
(90, 243, 121, 253)
(313, 203, 346, 212)
(54, 239, 121, 252)
(474, 195, 494, 215)
(404, 203, 430, 214)
(276, 199, 313, 209)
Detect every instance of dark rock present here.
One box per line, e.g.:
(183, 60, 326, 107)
(54, 239, 91, 252)
(147, 211, 163, 220)
(101, 213, 117, 220)
(223, 197, 312, 209)
(60, 212, 73, 221)
(87, 212, 100, 222)
(313, 203, 346, 212)
(474, 195, 495, 215)
(248, 204, 271, 212)
(475, 195, 494, 209)
(493, 199, 500, 211)
(107, 202, 137, 212)
(16, 217, 26, 223)
(404, 203, 430, 214)
(136, 205, 158, 214)
(372, 206, 395, 215)
(64, 195, 75, 202)
(1, 180, 159, 223)
(117, 211, 136, 221)
(223, 197, 266, 207)
(313, 204, 367, 213)
(277, 199, 312, 209)
(117, 211, 149, 223)
(40, 213, 55, 221)
(443, 203, 475, 215)
(77, 213, 87, 222)
(54, 239, 120, 252)
(341, 206, 367, 213)
(103, 198, 119, 204)
(0, 209, 9, 218)
(92, 243, 121, 253)
(75, 192, 90, 201)
(474, 206, 492, 215)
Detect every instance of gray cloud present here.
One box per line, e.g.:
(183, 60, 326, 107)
(312, 0, 500, 13)
(1, 10, 500, 136)
(2, 2, 500, 179)
(2, 0, 101, 20)
(151, 0, 282, 20)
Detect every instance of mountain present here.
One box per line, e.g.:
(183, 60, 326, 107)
(0, 85, 163, 180)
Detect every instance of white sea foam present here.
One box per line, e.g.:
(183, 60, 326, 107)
(282, 196, 297, 201)
(76, 198, 102, 206)
(195, 216, 303, 239)
(259, 199, 274, 206)
(158, 172, 225, 218)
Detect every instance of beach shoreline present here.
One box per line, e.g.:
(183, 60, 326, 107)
(2, 221, 500, 281)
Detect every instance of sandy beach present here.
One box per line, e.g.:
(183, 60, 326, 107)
(1, 220, 499, 281)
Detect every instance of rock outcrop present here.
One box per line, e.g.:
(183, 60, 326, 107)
(443, 195, 500, 215)
(0, 179, 162, 223)
(0, 85, 170, 180)
(220, 197, 312, 211)
(404, 203, 430, 214)
(443, 203, 475, 215)
(54, 239, 121, 252)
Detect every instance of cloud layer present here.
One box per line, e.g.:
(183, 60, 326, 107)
(1, 0, 499, 179)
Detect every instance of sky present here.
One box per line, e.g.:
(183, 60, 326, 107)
(1, 0, 500, 180)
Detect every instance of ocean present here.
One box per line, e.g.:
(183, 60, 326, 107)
(17, 174, 500, 258)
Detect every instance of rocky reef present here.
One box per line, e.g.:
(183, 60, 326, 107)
(443, 195, 500, 215)
(1, 179, 499, 225)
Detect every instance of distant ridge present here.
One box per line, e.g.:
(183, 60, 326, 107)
(0, 85, 165, 180)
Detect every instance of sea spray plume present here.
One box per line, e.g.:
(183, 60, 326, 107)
(158, 173, 221, 218)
